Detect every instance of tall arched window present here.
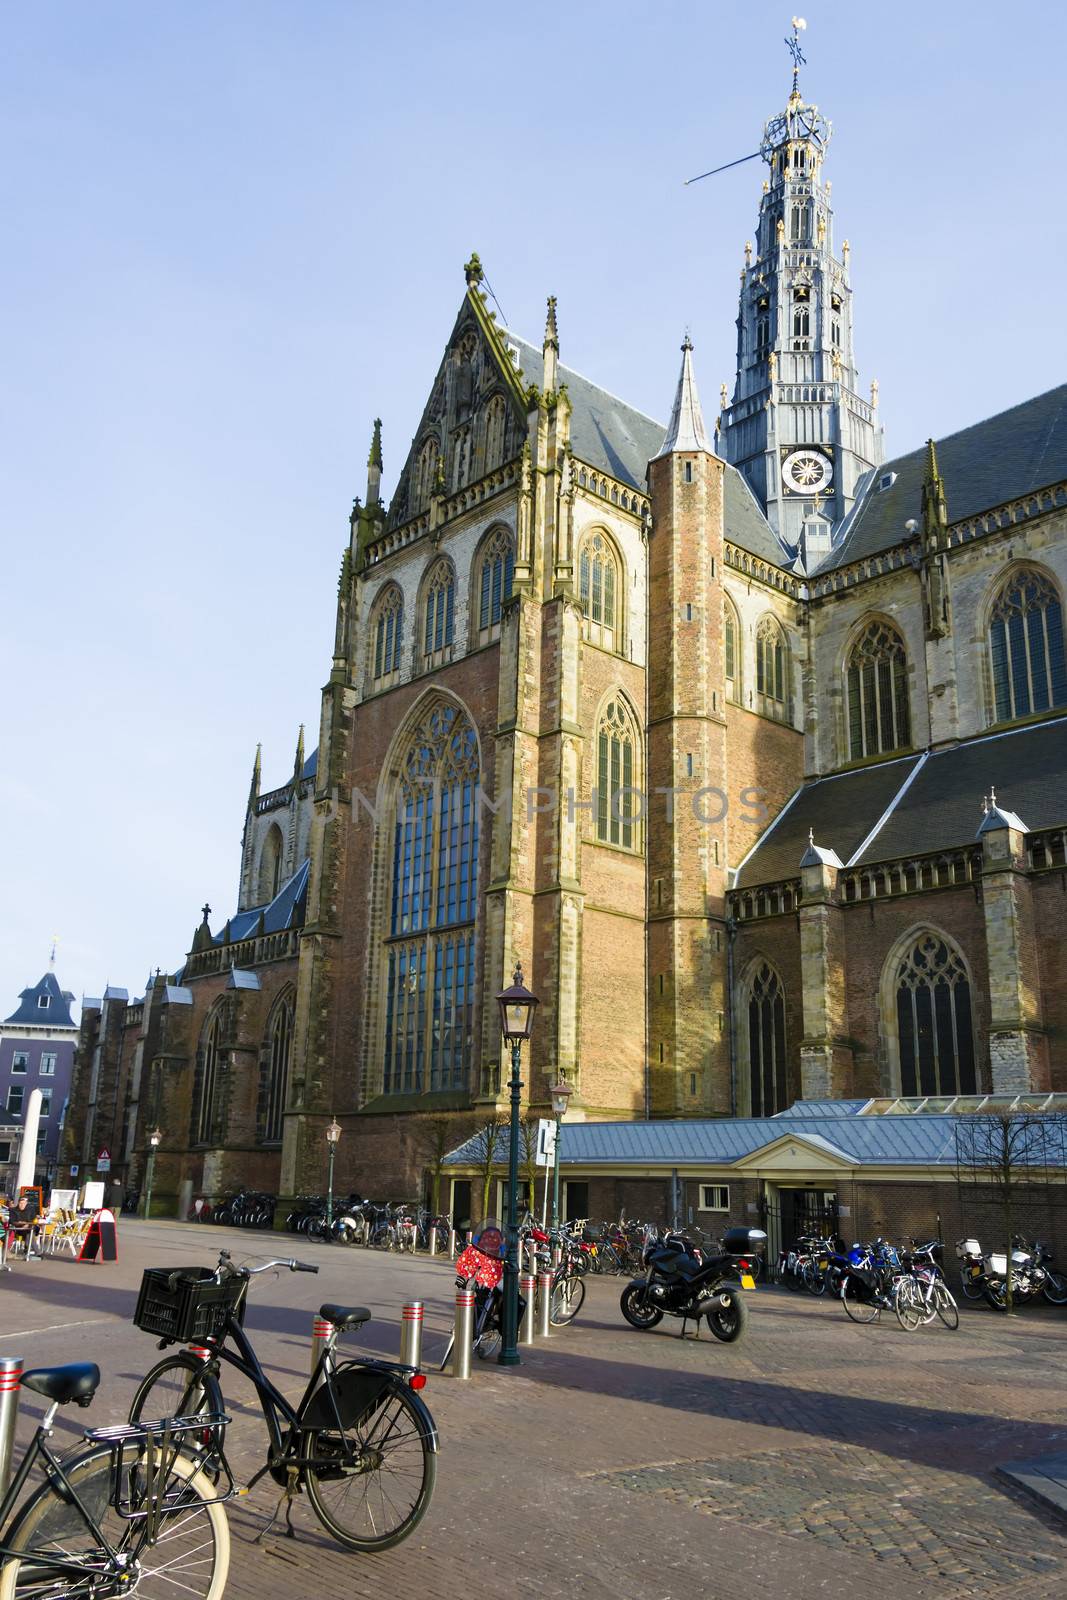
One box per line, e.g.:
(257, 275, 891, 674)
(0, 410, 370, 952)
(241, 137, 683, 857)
(792, 305, 810, 342)
(846, 619, 911, 759)
(263, 996, 292, 1144)
(724, 597, 741, 701)
(370, 585, 404, 686)
(422, 560, 455, 664)
(595, 695, 641, 850)
(474, 528, 514, 645)
(893, 932, 976, 1096)
(578, 532, 621, 650)
(257, 823, 283, 903)
(746, 962, 787, 1117)
(756, 615, 788, 716)
(484, 394, 507, 473)
(194, 1009, 224, 1146)
(383, 701, 479, 1095)
(988, 566, 1067, 724)
(412, 436, 440, 511)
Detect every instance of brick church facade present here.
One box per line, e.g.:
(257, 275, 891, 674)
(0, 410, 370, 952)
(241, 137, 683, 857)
(66, 55, 1067, 1215)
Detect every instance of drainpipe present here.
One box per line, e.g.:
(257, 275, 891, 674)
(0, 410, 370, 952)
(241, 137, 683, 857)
(726, 916, 738, 1118)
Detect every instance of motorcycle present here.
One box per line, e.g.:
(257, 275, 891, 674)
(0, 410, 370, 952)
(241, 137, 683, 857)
(958, 1235, 1067, 1310)
(620, 1226, 766, 1343)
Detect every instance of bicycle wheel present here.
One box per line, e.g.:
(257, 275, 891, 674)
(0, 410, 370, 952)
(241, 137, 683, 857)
(841, 1277, 880, 1323)
(0, 1444, 229, 1600)
(893, 1278, 925, 1332)
(550, 1273, 586, 1326)
(128, 1353, 226, 1462)
(933, 1281, 960, 1330)
(304, 1380, 436, 1553)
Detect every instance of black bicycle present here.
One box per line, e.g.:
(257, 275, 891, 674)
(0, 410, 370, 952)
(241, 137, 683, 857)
(0, 1362, 231, 1598)
(127, 1251, 437, 1553)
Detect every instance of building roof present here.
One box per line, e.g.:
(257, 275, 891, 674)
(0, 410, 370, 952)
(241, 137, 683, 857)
(723, 466, 794, 566)
(816, 383, 1067, 574)
(216, 858, 310, 944)
(734, 716, 1067, 887)
(654, 337, 712, 457)
(506, 332, 664, 492)
(774, 1099, 869, 1119)
(4, 970, 77, 1028)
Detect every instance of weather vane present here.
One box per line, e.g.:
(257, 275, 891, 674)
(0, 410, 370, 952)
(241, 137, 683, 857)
(786, 17, 807, 92)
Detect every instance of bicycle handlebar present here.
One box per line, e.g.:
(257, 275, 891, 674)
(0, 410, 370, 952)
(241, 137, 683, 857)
(215, 1250, 318, 1277)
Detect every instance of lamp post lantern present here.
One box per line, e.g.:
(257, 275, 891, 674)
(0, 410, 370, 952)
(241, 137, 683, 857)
(144, 1128, 161, 1220)
(325, 1119, 342, 1227)
(549, 1077, 572, 1233)
(496, 961, 538, 1367)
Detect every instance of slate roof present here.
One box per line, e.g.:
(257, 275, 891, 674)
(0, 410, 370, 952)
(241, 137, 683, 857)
(216, 858, 310, 944)
(723, 466, 793, 565)
(442, 1111, 990, 1170)
(506, 333, 664, 492)
(815, 383, 1067, 574)
(4, 971, 77, 1028)
(734, 716, 1067, 887)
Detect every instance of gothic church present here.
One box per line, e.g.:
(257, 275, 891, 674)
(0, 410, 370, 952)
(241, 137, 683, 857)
(67, 50, 1067, 1211)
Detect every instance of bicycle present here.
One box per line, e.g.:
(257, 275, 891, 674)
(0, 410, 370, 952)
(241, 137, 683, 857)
(894, 1243, 960, 1332)
(127, 1251, 438, 1553)
(0, 1361, 230, 1599)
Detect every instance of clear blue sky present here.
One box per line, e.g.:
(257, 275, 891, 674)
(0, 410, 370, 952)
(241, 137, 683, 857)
(2, 0, 1064, 1016)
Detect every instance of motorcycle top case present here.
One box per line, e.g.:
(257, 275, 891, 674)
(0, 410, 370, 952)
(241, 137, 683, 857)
(721, 1227, 768, 1252)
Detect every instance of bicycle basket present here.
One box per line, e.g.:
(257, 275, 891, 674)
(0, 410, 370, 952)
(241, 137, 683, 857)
(134, 1267, 245, 1342)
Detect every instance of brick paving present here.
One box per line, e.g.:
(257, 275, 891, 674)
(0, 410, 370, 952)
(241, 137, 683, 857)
(1, 1220, 1065, 1599)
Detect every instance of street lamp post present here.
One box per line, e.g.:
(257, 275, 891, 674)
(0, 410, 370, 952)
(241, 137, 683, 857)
(549, 1077, 572, 1233)
(144, 1128, 161, 1220)
(496, 962, 539, 1368)
(325, 1119, 342, 1227)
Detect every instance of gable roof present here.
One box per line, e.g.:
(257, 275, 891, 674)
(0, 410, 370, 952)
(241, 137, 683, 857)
(734, 715, 1067, 888)
(215, 858, 310, 944)
(816, 383, 1067, 574)
(4, 970, 77, 1028)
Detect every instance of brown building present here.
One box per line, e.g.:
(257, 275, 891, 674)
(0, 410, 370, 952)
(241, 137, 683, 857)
(65, 58, 1067, 1218)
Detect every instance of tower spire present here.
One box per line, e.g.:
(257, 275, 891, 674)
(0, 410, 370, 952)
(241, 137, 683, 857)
(294, 724, 305, 780)
(542, 295, 559, 392)
(366, 418, 383, 506)
(249, 743, 261, 802)
(785, 16, 807, 99)
(655, 334, 712, 457)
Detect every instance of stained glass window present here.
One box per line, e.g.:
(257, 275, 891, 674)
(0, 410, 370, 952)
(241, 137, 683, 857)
(989, 568, 1067, 724)
(895, 933, 976, 1096)
(847, 619, 910, 759)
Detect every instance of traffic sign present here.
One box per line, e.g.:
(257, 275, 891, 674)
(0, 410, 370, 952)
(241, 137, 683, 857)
(97, 1148, 111, 1173)
(535, 1119, 557, 1167)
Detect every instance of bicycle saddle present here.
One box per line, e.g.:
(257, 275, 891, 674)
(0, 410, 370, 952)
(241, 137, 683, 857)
(319, 1303, 371, 1330)
(21, 1363, 101, 1407)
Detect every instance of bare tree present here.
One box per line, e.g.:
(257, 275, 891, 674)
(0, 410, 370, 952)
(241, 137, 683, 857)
(955, 1109, 1067, 1314)
(411, 1115, 477, 1217)
(469, 1115, 506, 1222)
(520, 1116, 539, 1218)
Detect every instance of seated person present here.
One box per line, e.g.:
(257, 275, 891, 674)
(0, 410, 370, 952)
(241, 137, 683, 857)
(8, 1192, 39, 1242)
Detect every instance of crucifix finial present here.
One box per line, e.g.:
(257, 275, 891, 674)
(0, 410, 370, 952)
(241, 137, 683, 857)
(786, 16, 807, 95)
(808, 827, 815, 847)
(201, 902, 211, 924)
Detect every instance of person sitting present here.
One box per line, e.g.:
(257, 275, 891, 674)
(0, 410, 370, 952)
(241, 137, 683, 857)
(8, 1192, 39, 1254)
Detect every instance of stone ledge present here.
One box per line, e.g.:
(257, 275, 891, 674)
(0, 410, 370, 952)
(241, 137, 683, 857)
(997, 1452, 1067, 1518)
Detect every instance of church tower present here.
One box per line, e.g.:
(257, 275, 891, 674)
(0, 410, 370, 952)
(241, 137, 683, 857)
(718, 22, 881, 563)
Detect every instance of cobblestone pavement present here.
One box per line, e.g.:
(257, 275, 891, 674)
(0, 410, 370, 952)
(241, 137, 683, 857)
(1, 1220, 1065, 1599)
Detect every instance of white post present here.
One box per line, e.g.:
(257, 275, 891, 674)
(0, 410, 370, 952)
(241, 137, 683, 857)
(15, 1089, 43, 1196)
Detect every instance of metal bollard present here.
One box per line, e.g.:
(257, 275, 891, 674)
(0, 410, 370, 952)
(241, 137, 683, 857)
(0, 1356, 23, 1499)
(519, 1273, 536, 1345)
(429, 1227, 438, 1258)
(310, 1314, 335, 1378)
(400, 1300, 424, 1368)
(537, 1270, 553, 1337)
(451, 1288, 474, 1380)
(447, 1228, 457, 1259)
(552, 1245, 562, 1271)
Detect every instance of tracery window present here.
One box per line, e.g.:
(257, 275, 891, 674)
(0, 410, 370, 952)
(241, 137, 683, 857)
(194, 1009, 224, 1146)
(595, 696, 641, 851)
(371, 585, 404, 686)
(846, 619, 911, 759)
(724, 597, 741, 700)
(894, 933, 976, 1096)
(474, 528, 514, 644)
(792, 305, 810, 342)
(484, 394, 507, 473)
(383, 702, 479, 1094)
(578, 532, 621, 650)
(412, 436, 440, 511)
(746, 962, 787, 1117)
(756, 615, 788, 715)
(988, 567, 1067, 724)
(263, 996, 292, 1144)
(422, 560, 455, 664)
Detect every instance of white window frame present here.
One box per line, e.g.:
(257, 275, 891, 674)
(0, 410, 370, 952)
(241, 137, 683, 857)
(37, 995, 49, 1009)
(40, 1092, 52, 1119)
(39, 1053, 56, 1077)
(11, 1053, 28, 1075)
(7, 1087, 24, 1116)
(699, 1184, 730, 1213)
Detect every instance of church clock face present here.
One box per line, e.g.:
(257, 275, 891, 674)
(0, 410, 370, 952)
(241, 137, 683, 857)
(781, 449, 834, 494)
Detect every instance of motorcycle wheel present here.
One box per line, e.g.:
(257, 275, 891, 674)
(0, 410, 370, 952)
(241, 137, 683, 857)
(705, 1287, 748, 1343)
(620, 1284, 663, 1330)
(1042, 1271, 1067, 1305)
(958, 1269, 983, 1300)
(983, 1281, 1009, 1312)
